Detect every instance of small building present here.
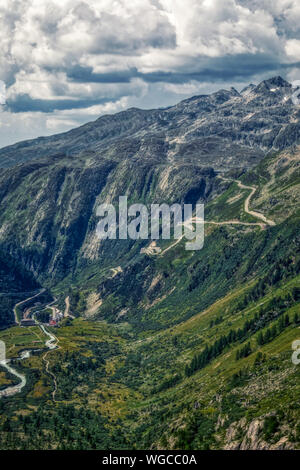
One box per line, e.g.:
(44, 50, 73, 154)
(49, 319, 57, 327)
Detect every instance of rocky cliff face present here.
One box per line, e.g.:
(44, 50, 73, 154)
(0, 150, 217, 283)
(0, 78, 299, 450)
(0, 76, 299, 287)
(224, 415, 295, 450)
(0, 76, 299, 169)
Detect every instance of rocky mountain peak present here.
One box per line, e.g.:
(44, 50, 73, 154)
(0, 76, 299, 170)
(252, 76, 291, 94)
(264, 76, 291, 88)
(240, 84, 256, 96)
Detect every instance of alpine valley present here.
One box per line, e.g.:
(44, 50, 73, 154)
(0, 76, 299, 450)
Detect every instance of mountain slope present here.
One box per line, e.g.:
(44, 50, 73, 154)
(0, 77, 299, 450)
(0, 77, 299, 290)
(0, 76, 299, 169)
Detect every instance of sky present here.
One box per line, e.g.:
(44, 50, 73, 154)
(0, 0, 300, 148)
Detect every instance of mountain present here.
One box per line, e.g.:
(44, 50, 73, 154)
(0, 76, 299, 169)
(0, 249, 39, 328)
(0, 76, 299, 285)
(0, 77, 299, 450)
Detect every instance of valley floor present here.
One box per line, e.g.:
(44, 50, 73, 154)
(0, 274, 299, 450)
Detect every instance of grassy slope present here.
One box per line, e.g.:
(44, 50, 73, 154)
(0, 148, 299, 449)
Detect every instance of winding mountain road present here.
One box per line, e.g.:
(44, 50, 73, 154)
(219, 176, 276, 226)
(13, 288, 46, 325)
(39, 324, 60, 402)
(1, 175, 276, 397)
(0, 293, 59, 399)
(142, 176, 276, 256)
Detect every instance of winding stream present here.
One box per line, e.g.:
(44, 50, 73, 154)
(39, 324, 57, 350)
(0, 304, 58, 398)
(0, 354, 29, 398)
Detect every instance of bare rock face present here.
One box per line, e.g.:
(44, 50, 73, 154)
(0, 76, 299, 284)
(224, 416, 295, 450)
(0, 75, 299, 301)
(269, 437, 295, 450)
(0, 76, 299, 170)
(239, 418, 264, 450)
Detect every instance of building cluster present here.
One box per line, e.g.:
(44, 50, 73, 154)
(49, 308, 64, 327)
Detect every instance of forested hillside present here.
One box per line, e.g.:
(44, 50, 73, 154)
(0, 78, 299, 449)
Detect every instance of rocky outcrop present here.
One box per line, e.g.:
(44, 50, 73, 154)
(224, 416, 295, 450)
(0, 77, 299, 170)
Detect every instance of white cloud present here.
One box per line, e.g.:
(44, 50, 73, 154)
(285, 39, 300, 59)
(0, 0, 300, 146)
(0, 81, 6, 105)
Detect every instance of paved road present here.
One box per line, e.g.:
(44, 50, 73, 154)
(142, 176, 276, 256)
(13, 288, 46, 325)
(220, 176, 276, 226)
